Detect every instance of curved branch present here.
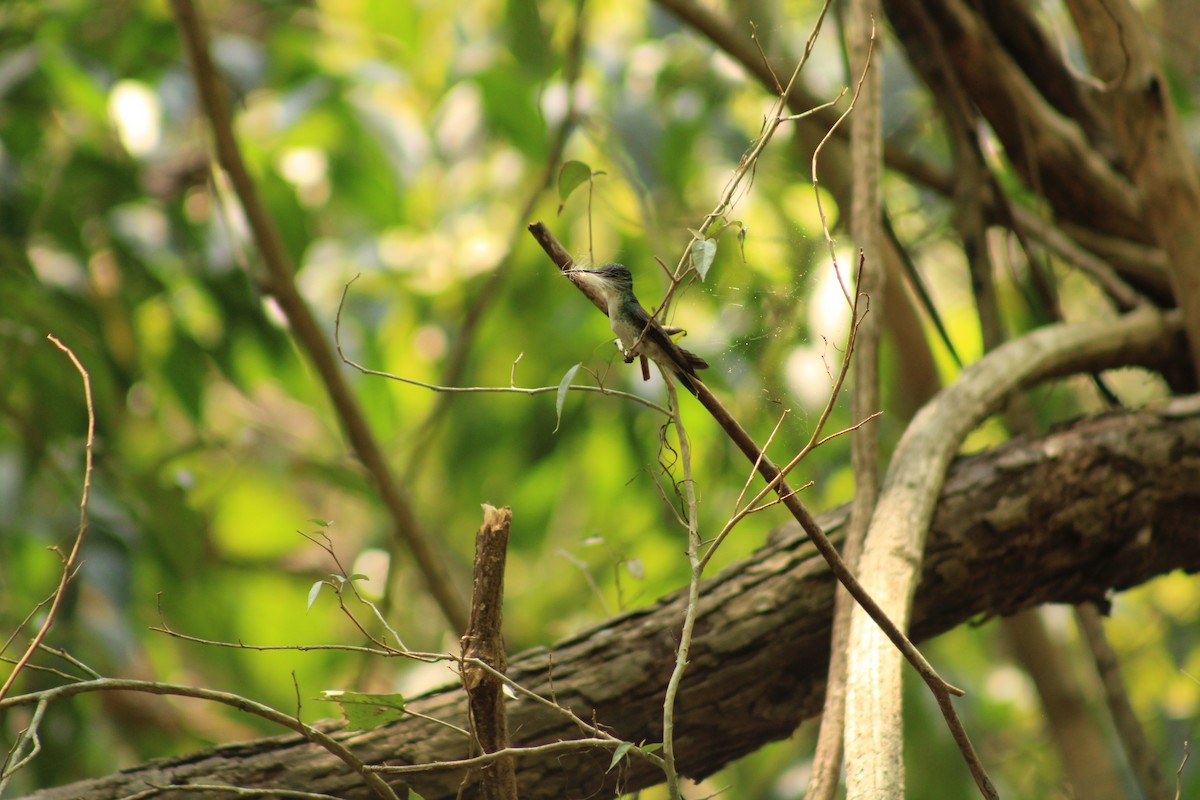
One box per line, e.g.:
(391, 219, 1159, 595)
(845, 306, 1178, 797)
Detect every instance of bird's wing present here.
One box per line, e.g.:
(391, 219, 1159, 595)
(628, 301, 701, 378)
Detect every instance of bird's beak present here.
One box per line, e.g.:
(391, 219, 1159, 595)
(564, 268, 603, 285)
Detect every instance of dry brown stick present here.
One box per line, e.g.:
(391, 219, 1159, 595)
(460, 505, 517, 800)
(168, 0, 468, 632)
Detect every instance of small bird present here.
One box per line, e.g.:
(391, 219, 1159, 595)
(564, 263, 708, 395)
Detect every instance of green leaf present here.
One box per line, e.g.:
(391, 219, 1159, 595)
(308, 518, 333, 527)
(558, 160, 592, 206)
(553, 363, 582, 433)
(691, 237, 717, 281)
(161, 334, 208, 423)
(504, 0, 550, 73)
(607, 741, 635, 772)
(320, 690, 407, 730)
(475, 66, 546, 158)
(306, 580, 325, 611)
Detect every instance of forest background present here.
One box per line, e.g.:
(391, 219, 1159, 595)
(1, 0, 1198, 798)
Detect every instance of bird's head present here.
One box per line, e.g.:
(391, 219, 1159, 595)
(564, 263, 635, 298)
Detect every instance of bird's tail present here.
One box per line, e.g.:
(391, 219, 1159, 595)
(673, 347, 708, 396)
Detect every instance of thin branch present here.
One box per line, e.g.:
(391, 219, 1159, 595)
(152, 600, 448, 664)
(621, 2, 840, 359)
(121, 785, 342, 800)
(1010, 205, 1147, 310)
(0, 336, 94, 705)
(333, 277, 670, 416)
(297, 530, 415, 653)
(369, 737, 649, 775)
(1075, 604, 1172, 800)
(1177, 741, 1190, 800)
(0, 679, 402, 800)
(811, 24, 876, 305)
(660, 378, 701, 799)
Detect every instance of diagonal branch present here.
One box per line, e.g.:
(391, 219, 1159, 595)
(168, 0, 467, 632)
(531, 222, 985, 792)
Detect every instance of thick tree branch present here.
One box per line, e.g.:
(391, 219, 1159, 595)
(23, 400, 1200, 800)
(1064, 0, 1200, 379)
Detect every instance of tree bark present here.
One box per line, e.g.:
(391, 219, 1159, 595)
(22, 403, 1200, 800)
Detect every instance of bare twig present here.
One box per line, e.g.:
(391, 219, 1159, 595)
(1177, 741, 1190, 800)
(0, 679, 402, 800)
(660, 378, 700, 799)
(121, 785, 341, 800)
(297, 529, 415, 653)
(810, 22, 876, 305)
(152, 594, 447, 664)
(0, 336, 94, 706)
(333, 277, 669, 416)
(369, 737, 651, 775)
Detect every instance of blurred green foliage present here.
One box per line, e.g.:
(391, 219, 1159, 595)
(0, 0, 1195, 797)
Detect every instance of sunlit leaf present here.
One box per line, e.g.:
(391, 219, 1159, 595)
(607, 741, 634, 772)
(505, 0, 550, 72)
(558, 160, 592, 208)
(554, 363, 582, 433)
(691, 237, 717, 281)
(320, 690, 407, 730)
(306, 580, 325, 611)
